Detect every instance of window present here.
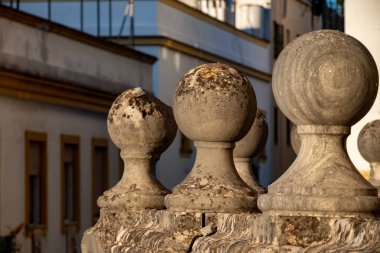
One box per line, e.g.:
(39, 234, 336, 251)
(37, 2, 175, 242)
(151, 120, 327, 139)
(92, 138, 109, 225)
(25, 131, 48, 236)
(285, 29, 290, 45)
(60, 135, 80, 233)
(273, 22, 284, 58)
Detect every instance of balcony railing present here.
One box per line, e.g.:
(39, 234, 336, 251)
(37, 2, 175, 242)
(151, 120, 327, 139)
(0, 0, 270, 40)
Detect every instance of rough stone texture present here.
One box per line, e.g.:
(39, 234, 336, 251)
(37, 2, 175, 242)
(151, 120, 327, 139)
(358, 120, 380, 189)
(83, 209, 164, 253)
(290, 125, 300, 155)
(110, 210, 217, 253)
(259, 30, 380, 216)
(82, 88, 177, 253)
(192, 213, 380, 252)
(233, 109, 268, 193)
(108, 211, 380, 253)
(165, 63, 258, 213)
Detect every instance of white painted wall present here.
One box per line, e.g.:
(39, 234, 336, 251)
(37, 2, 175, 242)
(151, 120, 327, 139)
(272, 0, 322, 45)
(0, 17, 153, 94)
(111, 0, 271, 74)
(345, 0, 380, 175)
(235, 0, 271, 30)
(0, 14, 153, 253)
(0, 96, 120, 253)
(156, 1, 271, 74)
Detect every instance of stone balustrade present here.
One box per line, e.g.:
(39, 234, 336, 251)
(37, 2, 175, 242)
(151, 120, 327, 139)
(82, 30, 380, 253)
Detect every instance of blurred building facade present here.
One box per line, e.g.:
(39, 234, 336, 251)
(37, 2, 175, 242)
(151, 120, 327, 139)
(0, 6, 154, 253)
(0, 0, 275, 190)
(345, 0, 380, 178)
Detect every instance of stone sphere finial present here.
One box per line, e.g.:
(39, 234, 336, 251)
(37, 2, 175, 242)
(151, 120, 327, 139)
(165, 63, 258, 212)
(233, 109, 268, 193)
(99, 87, 177, 210)
(173, 63, 256, 142)
(358, 120, 380, 188)
(258, 30, 380, 217)
(273, 30, 378, 126)
(358, 120, 380, 164)
(108, 87, 177, 158)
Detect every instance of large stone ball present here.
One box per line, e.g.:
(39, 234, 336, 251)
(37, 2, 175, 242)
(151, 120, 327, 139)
(173, 63, 256, 142)
(273, 30, 378, 126)
(107, 87, 177, 156)
(358, 120, 380, 163)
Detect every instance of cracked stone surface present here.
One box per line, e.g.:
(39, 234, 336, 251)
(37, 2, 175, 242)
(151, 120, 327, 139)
(110, 210, 217, 253)
(192, 214, 380, 252)
(108, 211, 380, 252)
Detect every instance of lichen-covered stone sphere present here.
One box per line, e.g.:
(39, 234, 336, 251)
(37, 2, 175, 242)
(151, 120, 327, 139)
(173, 63, 256, 142)
(107, 87, 177, 156)
(358, 120, 380, 163)
(233, 109, 268, 158)
(273, 30, 378, 125)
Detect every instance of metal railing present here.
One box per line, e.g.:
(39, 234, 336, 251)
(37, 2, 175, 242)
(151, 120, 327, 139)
(0, 0, 129, 37)
(0, 0, 270, 40)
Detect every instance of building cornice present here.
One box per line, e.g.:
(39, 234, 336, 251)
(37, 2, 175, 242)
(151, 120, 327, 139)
(113, 36, 272, 83)
(0, 69, 116, 113)
(159, 0, 269, 48)
(0, 5, 157, 65)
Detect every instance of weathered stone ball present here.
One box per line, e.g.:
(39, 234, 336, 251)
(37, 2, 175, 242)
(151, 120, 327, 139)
(107, 87, 177, 155)
(273, 30, 378, 125)
(233, 109, 268, 158)
(173, 63, 256, 142)
(358, 120, 380, 163)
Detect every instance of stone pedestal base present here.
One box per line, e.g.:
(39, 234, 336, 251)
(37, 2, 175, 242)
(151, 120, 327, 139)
(82, 209, 380, 253)
(82, 209, 217, 253)
(193, 214, 380, 252)
(82, 209, 163, 253)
